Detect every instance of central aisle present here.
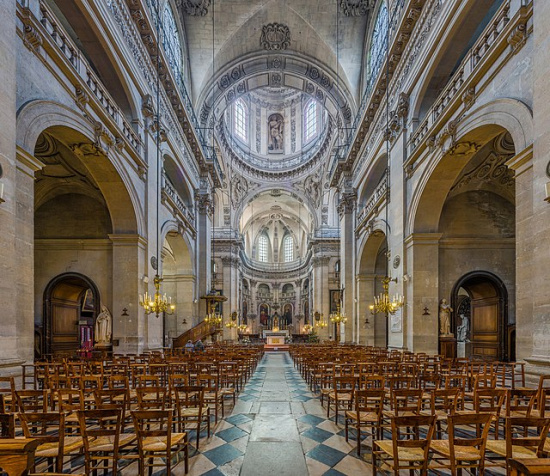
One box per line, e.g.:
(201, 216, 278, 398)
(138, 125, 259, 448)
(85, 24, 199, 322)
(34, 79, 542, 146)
(188, 352, 372, 476)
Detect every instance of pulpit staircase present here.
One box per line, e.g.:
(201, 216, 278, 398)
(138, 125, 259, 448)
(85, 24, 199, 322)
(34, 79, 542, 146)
(172, 320, 220, 348)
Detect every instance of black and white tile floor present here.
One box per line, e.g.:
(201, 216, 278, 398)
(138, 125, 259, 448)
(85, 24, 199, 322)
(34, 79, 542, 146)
(184, 352, 372, 476)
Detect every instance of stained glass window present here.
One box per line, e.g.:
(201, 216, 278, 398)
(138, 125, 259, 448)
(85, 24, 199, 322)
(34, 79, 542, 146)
(368, 1, 389, 80)
(234, 98, 248, 142)
(258, 234, 268, 262)
(304, 100, 317, 142)
(283, 235, 294, 262)
(161, 2, 183, 83)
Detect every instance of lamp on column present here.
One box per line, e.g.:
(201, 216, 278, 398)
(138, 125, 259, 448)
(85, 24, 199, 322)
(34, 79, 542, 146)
(139, 1, 174, 319)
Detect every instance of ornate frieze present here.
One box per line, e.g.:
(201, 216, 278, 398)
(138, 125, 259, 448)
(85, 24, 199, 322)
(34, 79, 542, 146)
(339, 0, 375, 17)
(260, 23, 291, 51)
(180, 0, 211, 16)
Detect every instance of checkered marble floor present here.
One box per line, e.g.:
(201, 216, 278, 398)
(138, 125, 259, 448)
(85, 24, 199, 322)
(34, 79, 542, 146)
(184, 352, 374, 476)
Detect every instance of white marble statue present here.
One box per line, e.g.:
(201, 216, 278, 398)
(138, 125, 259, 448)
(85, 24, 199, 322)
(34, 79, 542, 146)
(457, 313, 470, 342)
(95, 305, 112, 345)
(439, 299, 453, 336)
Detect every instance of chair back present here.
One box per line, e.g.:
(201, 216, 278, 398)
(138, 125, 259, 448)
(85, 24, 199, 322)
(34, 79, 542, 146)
(0, 413, 15, 438)
(391, 414, 436, 473)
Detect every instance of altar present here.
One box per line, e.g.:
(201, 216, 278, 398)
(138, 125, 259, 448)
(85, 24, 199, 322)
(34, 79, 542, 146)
(263, 330, 289, 346)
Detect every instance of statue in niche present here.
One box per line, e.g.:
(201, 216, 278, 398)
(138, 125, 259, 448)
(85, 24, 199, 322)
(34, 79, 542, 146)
(283, 303, 292, 326)
(95, 305, 112, 346)
(439, 299, 453, 336)
(457, 313, 470, 342)
(268, 113, 284, 152)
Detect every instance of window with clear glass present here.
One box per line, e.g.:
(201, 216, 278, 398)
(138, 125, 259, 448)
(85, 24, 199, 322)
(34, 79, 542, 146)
(304, 100, 317, 142)
(283, 235, 294, 262)
(368, 2, 389, 80)
(161, 3, 183, 83)
(234, 99, 248, 142)
(258, 234, 268, 262)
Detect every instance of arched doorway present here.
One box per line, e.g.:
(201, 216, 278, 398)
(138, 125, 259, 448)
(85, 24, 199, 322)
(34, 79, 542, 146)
(43, 273, 100, 358)
(451, 271, 508, 361)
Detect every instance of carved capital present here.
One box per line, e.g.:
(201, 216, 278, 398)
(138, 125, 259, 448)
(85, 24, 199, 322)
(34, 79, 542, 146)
(339, 0, 375, 17)
(179, 0, 211, 16)
(338, 191, 357, 217)
(195, 191, 213, 216)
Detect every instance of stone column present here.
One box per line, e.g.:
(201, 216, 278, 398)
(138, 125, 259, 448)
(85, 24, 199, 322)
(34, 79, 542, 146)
(338, 188, 356, 342)
(249, 280, 257, 334)
(221, 256, 239, 341)
(109, 234, 147, 354)
(404, 233, 442, 354)
(312, 256, 330, 340)
(356, 274, 376, 345)
(525, 0, 550, 375)
(506, 148, 533, 362)
(294, 279, 302, 332)
(195, 189, 212, 324)
(0, 0, 34, 371)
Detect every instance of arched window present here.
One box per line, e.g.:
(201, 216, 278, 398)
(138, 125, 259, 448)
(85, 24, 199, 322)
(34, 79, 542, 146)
(283, 235, 294, 262)
(234, 98, 248, 142)
(161, 2, 183, 83)
(368, 1, 389, 80)
(304, 100, 317, 142)
(258, 234, 268, 262)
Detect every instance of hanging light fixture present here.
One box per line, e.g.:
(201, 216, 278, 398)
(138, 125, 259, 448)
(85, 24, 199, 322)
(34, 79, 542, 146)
(329, 287, 347, 324)
(369, 276, 404, 315)
(139, 0, 175, 318)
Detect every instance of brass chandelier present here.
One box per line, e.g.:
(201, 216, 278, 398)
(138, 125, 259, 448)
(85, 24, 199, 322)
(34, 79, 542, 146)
(140, 275, 175, 317)
(330, 304, 347, 324)
(370, 276, 404, 315)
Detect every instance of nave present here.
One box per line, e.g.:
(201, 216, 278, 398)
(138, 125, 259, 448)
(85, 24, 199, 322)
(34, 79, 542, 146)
(184, 352, 368, 476)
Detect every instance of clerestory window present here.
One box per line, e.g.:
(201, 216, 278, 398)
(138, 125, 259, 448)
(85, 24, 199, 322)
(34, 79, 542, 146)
(258, 234, 268, 262)
(304, 100, 317, 143)
(283, 235, 294, 262)
(234, 98, 248, 142)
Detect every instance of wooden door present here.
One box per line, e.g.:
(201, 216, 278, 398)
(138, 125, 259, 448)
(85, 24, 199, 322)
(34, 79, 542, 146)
(470, 296, 500, 361)
(50, 298, 79, 356)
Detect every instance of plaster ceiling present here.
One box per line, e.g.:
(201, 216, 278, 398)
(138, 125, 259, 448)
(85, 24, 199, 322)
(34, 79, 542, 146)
(182, 0, 370, 105)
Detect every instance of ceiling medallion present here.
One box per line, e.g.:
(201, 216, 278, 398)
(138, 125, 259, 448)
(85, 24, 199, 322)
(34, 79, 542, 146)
(181, 0, 210, 16)
(260, 23, 291, 51)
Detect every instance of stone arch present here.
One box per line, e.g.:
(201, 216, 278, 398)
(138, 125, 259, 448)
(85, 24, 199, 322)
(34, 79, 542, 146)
(17, 100, 142, 235)
(408, 100, 530, 236)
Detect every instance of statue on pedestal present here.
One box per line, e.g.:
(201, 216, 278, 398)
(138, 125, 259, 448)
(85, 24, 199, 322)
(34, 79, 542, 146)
(439, 299, 453, 336)
(95, 305, 112, 346)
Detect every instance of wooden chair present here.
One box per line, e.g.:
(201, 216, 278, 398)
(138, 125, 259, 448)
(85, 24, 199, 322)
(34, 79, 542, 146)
(344, 389, 385, 456)
(19, 412, 83, 473)
(0, 377, 16, 414)
(172, 385, 210, 449)
(373, 414, 436, 475)
(430, 412, 493, 475)
(427, 388, 461, 438)
(197, 374, 224, 423)
(507, 389, 538, 417)
(136, 386, 170, 411)
(77, 408, 134, 475)
(385, 388, 424, 418)
(15, 390, 48, 414)
(326, 376, 357, 425)
(0, 413, 15, 438)
(486, 416, 550, 475)
(132, 409, 189, 475)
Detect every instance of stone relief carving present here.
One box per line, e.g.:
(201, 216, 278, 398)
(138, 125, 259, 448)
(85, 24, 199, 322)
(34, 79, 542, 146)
(340, 0, 375, 17)
(447, 141, 481, 157)
(291, 107, 296, 153)
(451, 151, 515, 193)
(179, 0, 211, 16)
(303, 174, 322, 207)
(21, 8, 43, 52)
(260, 23, 291, 51)
(231, 174, 248, 209)
(461, 87, 476, 110)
